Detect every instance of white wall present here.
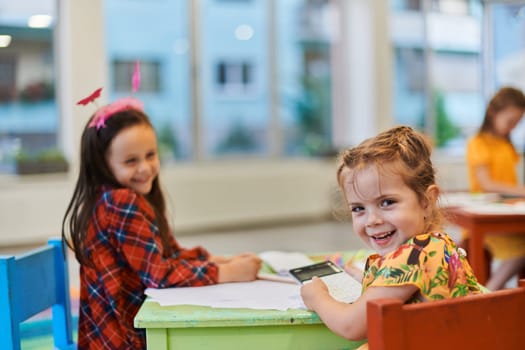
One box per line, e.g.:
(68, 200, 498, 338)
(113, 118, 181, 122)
(0, 159, 338, 246)
(0, 156, 471, 246)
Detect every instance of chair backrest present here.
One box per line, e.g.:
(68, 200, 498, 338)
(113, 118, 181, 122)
(367, 280, 525, 350)
(0, 238, 76, 350)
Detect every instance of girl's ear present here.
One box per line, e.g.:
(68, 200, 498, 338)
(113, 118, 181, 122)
(423, 184, 440, 209)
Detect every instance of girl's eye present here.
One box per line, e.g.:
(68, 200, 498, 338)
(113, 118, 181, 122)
(146, 151, 157, 159)
(380, 199, 395, 207)
(125, 158, 137, 165)
(351, 206, 364, 213)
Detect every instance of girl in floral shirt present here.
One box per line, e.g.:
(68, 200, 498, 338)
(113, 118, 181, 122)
(62, 97, 261, 349)
(300, 126, 480, 345)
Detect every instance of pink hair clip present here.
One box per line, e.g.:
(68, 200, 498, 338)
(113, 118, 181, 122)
(77, 61, 143, 130)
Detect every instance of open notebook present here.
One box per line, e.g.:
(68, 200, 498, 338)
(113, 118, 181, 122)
(258, 251, 362, 303)
(257, 250, 315, 283)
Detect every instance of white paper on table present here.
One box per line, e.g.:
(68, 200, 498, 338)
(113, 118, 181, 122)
(145, 280, 306, 311)
(461, 202, 525, 215)
(258, 251, 314, 275)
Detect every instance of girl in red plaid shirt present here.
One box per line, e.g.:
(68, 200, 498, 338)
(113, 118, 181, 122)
(62, 99, 262, 349)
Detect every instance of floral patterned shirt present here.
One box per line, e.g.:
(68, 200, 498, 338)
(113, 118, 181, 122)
(362, 232, 481, 302)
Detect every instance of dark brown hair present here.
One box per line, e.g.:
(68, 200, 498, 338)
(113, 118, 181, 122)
(61, 108, 173, 265)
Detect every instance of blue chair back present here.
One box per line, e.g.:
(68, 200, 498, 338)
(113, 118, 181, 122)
(0, 238, 76, 350)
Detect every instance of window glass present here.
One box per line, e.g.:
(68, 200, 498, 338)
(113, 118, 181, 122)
(215, 60, 254, 94)
(487, 2, 525, 151)
(199, 0, 269, 157)
(390, 0, 484, 151)
(104, 0, 335, 160)
(0, 0, 58, 174)
(277, 0, 333, 156)
(113, 60, 161, 93)
(391, 0, 422, 11)
(105, 0, 192, 161)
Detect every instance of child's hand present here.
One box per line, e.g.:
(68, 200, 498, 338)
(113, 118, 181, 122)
(344, 258, 364, 283)
(209, 255, 232, 264)
(210, 252, 258, 264)
(300, 277, 330, 310)
(217, 253, 262, 283)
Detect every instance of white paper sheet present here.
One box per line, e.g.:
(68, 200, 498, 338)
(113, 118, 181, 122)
(258, 250, 314, 275)
(145, 280, 306, 310)
(461, 202, 525, 215)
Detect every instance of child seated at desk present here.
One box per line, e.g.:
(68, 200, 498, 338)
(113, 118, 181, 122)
(300, 126, 481, 347)
(466, 86, 525, 290)
(62, 87, 261, 349)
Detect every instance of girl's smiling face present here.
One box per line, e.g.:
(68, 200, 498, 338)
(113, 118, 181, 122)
(341, 164, 432, 256)
(106, 124, 160, 195)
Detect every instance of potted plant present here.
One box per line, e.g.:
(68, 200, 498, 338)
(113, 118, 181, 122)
(15, 149, 69, 175)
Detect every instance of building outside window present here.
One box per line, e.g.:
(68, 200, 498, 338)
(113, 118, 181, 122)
(1, 0, 525, 175)
(0, 0, 58, 174)
(102, 0, 334, 161)
(486, 1, 525, 152)
(390, 0, 484, 152)
(113, 60, 161, 93)
(390, 0, 525, 154)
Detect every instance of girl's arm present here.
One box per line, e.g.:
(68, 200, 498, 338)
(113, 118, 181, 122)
(343, 258, 364, 283)
(209, 252, 260, 264)
(216, 253, 262, 282)
(474, 165, 525, 196)
(301, 277, 418, 340)
(103, 189, 220, 287)
(107, 189, 261, 286)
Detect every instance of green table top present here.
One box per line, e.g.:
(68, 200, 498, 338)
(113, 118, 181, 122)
(135, 249, 372, 330)
(134, 299, 324, 329)
(134, 250, 372, 350)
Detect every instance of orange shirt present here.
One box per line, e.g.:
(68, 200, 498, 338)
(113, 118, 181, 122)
(466, 132, 519, 192)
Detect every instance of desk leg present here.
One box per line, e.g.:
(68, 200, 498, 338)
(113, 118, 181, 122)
(146, 328, 168, 350)
(468, 230, 487, 285)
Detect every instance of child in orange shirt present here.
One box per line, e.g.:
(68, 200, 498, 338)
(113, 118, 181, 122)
(466, 86, 525, 290)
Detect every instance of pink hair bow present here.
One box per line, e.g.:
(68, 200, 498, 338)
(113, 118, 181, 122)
(88, 97, 144, 130)
(77, 61, 144, 130)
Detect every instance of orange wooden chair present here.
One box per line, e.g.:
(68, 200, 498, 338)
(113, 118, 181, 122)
(366, 280, 525, 350)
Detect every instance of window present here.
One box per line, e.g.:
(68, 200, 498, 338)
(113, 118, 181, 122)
(102, 0, 336, 160)
(486, 2, 525, 150)
(390, 0, 484, 150)
(277, 0, 333, 156)
(215, 60, 254, 94)
(113, 60, 161, 93)
(0, 1, 58, 174)
(0, 55, 16, 102)
(104, 0, 192, 160)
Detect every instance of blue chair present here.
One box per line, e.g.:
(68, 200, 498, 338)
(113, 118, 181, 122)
(0, 238, 76, 350)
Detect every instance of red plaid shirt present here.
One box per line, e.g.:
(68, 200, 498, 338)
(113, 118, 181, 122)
(77, 187, 219, 349)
